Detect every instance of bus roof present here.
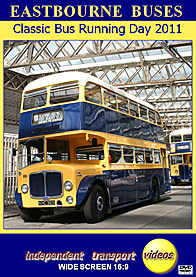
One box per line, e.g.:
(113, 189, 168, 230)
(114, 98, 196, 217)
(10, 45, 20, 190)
(170, 128, 192, 136)
(23, 71, 157, 112)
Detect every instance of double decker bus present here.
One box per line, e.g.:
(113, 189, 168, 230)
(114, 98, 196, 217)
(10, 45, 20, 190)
(15, 72, 170, 223)
(169, 128, 192, 185)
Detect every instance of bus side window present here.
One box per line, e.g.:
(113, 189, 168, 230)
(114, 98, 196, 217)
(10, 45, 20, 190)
(183, 134, 192, 141)
(129, 101, 139, 117)
(103, 89, 117, 110)
(50, 82, 79, 104)
(145, 149, 153, 163)
(47, 139, 70, 161)
(156, 112, 162, 125)
(23, 88, 47, 110)
(149, 110, 156, 123)
(154, 150, 161, 164)
(140, 106, 148, 120)
(135, 148, 145, 164)
(171, 135, 182, 142)
(123, 145, 134, 163)
(76, 145, 104, 160)
(85, 82, 102, 104)
(109, 144, 122, 163)
(117, 96, 129, 114)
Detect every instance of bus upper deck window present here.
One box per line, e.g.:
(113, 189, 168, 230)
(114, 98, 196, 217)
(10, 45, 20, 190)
(117, 96, 129, 114)
(50, 82, 79, 104)
(85, 82, 102, 104)
(103, 89, 117, 110)
(23, 88, 47, 110)
(129, 101, 139, 117)
(183, 134, 192, 141)
(156, 112, 162, 125)
(140, 106, 148, 120)
(171, 135, 182, 142)
(149, 110, 156, 123)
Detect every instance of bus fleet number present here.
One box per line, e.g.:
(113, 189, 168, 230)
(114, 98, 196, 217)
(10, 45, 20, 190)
(156, 24, 181, 34)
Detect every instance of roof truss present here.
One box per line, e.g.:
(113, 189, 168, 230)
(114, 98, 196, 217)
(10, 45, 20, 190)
(4, 40, 192, 134)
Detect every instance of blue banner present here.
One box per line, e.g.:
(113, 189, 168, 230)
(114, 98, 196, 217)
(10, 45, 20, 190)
(0, 234, 195, 276)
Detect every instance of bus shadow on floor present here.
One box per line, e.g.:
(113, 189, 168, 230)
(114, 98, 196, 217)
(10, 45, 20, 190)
(106, 197, 171, 220)
(37, 197, 171, 225)
(39, 211, 87, 224)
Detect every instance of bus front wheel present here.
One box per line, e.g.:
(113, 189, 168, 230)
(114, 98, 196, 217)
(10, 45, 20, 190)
(83, 184, 107, 223)
(150, 179, 160, 204)
(18, 206, 41, 222)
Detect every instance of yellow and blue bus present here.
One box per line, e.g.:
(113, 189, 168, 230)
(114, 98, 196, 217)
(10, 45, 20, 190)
(15, 72, 170, 223)
(169, 128, 192, 185)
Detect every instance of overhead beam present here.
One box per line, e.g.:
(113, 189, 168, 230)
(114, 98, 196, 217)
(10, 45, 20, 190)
(4, 40, 191, 59)
(118, 79, 191, 90)
(4, 42, 192, 71)
(150, 97, 192, 103)
(5, 54, 192, 72)
(159, 108, 191, 113)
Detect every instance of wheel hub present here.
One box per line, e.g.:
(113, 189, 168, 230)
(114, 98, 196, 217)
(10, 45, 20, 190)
(96, 196, 104, 212)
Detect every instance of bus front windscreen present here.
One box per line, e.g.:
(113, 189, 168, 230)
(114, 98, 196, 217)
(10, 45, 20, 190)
(18, 138, 44, 169)
(23, 88, 47, 110)
(171, 155, 183, 165)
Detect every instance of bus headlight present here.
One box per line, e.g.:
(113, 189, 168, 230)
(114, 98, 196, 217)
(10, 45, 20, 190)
(66, 196, 73, 204)
(175, 170, 178, 175)
(64, 181, 73, 191)
(21, 184, 28, 194)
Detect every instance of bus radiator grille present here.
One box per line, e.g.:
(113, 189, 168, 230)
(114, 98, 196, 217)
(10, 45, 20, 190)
(29, 172, 62, 198)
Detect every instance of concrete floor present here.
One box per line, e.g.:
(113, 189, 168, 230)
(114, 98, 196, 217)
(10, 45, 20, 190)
(4, 185, 192, 230)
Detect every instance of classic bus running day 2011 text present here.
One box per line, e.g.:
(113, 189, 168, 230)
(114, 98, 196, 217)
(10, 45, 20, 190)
(12, 23, 182, 36)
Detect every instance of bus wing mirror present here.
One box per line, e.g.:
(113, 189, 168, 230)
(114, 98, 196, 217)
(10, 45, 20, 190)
(92, 138, 97, 147)
(13, 148, 17, 157)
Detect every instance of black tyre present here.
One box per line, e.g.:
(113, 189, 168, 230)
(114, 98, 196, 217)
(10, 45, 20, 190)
(150, 178, 160, 204)
(83, 184, 107, 223)
(18, 206, 41, 222)
(171, 178, 178, 186)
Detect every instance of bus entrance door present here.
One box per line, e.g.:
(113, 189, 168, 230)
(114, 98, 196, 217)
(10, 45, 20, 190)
(161, 149, 168, 190)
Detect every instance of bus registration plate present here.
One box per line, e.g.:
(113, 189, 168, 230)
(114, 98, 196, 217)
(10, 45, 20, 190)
(38, 200, 55, 206)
